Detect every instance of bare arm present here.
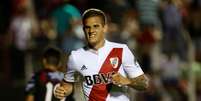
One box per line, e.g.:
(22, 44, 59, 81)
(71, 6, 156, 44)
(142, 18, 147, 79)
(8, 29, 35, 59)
(112, 73, 149, 91)
(127, 74, 149, 90)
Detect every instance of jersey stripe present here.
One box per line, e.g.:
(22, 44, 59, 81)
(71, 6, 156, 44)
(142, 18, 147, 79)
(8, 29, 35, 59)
(88, 48, 123, 101)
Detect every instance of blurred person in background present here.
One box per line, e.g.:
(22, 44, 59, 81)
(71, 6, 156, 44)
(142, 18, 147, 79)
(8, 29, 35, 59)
(159, 53, 188, 101)
(51, 0, 83, 48)
(135, 0, 162, 73)
(102, 0, 131, 25)
(9, 6, 35, 81)
(47, 0, 85, 54)
(25, 46, 74, 101)
(61, 21, 85, 54)
(102, 0, 132, 44)
(161, 0, 188, 61)
(136, 0, 161, 28)
(30, 17, 58, 72)
(119, 9, 140, 50)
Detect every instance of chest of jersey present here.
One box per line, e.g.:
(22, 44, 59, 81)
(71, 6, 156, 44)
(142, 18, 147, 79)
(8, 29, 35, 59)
(75, 48, 123, 86)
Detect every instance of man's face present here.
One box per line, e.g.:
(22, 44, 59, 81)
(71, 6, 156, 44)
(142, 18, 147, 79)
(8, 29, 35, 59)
(83, 16, 107, 47)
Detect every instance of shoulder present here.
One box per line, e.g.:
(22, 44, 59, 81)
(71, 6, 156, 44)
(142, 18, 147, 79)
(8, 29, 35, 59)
(107, 41, 133, 56)
(29, 69, 49, 84)
(68, 47, 86, 63)
(107, 41, 128, 49)
(70, 47, 85, 56)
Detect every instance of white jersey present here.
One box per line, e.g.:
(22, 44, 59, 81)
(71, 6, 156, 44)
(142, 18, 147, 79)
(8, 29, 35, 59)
(64, 40, 144, 101)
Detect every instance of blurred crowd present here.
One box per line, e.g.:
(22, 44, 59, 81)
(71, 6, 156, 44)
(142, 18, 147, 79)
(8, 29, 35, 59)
(0, 0, 200, 101)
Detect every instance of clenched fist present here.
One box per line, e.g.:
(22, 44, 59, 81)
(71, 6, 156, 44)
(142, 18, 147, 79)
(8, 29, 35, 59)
(112, 73, 131, 87)
(54, 82, 73, 100)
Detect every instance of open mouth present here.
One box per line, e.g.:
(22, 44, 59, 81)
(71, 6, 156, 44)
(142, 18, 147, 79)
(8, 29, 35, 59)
(89, 34, 96, 38)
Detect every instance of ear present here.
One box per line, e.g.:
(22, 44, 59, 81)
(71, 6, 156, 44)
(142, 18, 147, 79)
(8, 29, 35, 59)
(83, 26, 87, 35)
(103, 24, 108, 33)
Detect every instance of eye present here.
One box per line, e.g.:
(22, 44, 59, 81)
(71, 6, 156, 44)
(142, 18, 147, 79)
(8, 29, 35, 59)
(94, 24, 100, 28)
(84, 26, 90, 30)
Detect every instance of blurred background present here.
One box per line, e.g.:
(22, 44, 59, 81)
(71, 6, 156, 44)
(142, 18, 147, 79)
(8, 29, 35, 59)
(0, 0, 200, 101)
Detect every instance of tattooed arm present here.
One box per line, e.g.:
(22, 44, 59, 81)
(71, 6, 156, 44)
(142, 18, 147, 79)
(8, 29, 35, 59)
(127, 74, 149, 90)
(112, 73, 149, 91)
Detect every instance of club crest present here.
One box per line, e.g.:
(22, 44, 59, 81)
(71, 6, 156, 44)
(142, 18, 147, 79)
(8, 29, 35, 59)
(110, 57, 119, 68)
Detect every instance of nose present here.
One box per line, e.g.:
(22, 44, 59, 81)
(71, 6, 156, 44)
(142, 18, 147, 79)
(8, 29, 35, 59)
(89, 28, 93, 34)
(88, 27, 95, 34)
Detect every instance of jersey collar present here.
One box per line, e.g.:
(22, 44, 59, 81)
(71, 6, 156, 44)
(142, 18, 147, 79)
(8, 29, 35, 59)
(87, 39, 109, 54)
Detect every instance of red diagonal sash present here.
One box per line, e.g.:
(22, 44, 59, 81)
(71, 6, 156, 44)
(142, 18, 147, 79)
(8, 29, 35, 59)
(88, 48, 123, 101)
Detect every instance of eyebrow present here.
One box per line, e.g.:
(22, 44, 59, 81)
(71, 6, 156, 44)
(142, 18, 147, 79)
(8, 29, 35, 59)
(84, 23, 101, 28)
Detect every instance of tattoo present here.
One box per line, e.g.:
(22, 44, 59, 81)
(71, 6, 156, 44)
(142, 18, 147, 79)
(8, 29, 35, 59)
(128, 74, 149, 91)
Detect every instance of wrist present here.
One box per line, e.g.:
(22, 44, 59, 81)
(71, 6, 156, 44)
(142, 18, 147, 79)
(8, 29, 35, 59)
(124, 78, 132, 85)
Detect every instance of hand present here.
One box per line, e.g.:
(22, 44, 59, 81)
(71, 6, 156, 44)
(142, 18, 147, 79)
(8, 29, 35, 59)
(112, 73, 131, 87)
(54, 83, 72, 100)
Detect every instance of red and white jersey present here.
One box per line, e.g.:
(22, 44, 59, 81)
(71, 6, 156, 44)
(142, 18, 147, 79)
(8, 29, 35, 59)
(64, 40, 144, 101)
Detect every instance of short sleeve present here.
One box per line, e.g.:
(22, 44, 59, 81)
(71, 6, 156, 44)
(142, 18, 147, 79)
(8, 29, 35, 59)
(63, 53, 76, 82)
(122, 45, 144, 78)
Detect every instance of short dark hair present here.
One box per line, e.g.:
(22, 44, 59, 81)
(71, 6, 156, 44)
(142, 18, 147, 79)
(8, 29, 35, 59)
(82, 8, 107, 25)
(43, 46, 62, 66)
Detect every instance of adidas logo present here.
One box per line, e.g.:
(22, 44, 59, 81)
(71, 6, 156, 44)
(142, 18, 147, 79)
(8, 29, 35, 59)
(81, 65, 87, 71)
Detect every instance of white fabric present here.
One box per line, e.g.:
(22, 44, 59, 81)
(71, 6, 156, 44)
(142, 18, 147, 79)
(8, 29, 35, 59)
(106, 92, 130, 101)
(64, 40, 144, 101)
(10, 16, 32, 50)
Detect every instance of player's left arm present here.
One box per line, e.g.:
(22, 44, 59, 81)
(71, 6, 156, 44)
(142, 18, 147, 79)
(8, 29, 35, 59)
(127, 74, 149, 90)
(112, 45, 149, 90)
(112, 73, 149, 90)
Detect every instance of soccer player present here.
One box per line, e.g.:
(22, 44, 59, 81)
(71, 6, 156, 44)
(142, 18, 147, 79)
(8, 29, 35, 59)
(54, 8, 149, 101)
(25, 46, 74, 101)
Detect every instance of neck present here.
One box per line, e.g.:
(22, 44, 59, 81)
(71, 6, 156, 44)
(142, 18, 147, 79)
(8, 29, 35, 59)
(89, 40, 105, 50)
